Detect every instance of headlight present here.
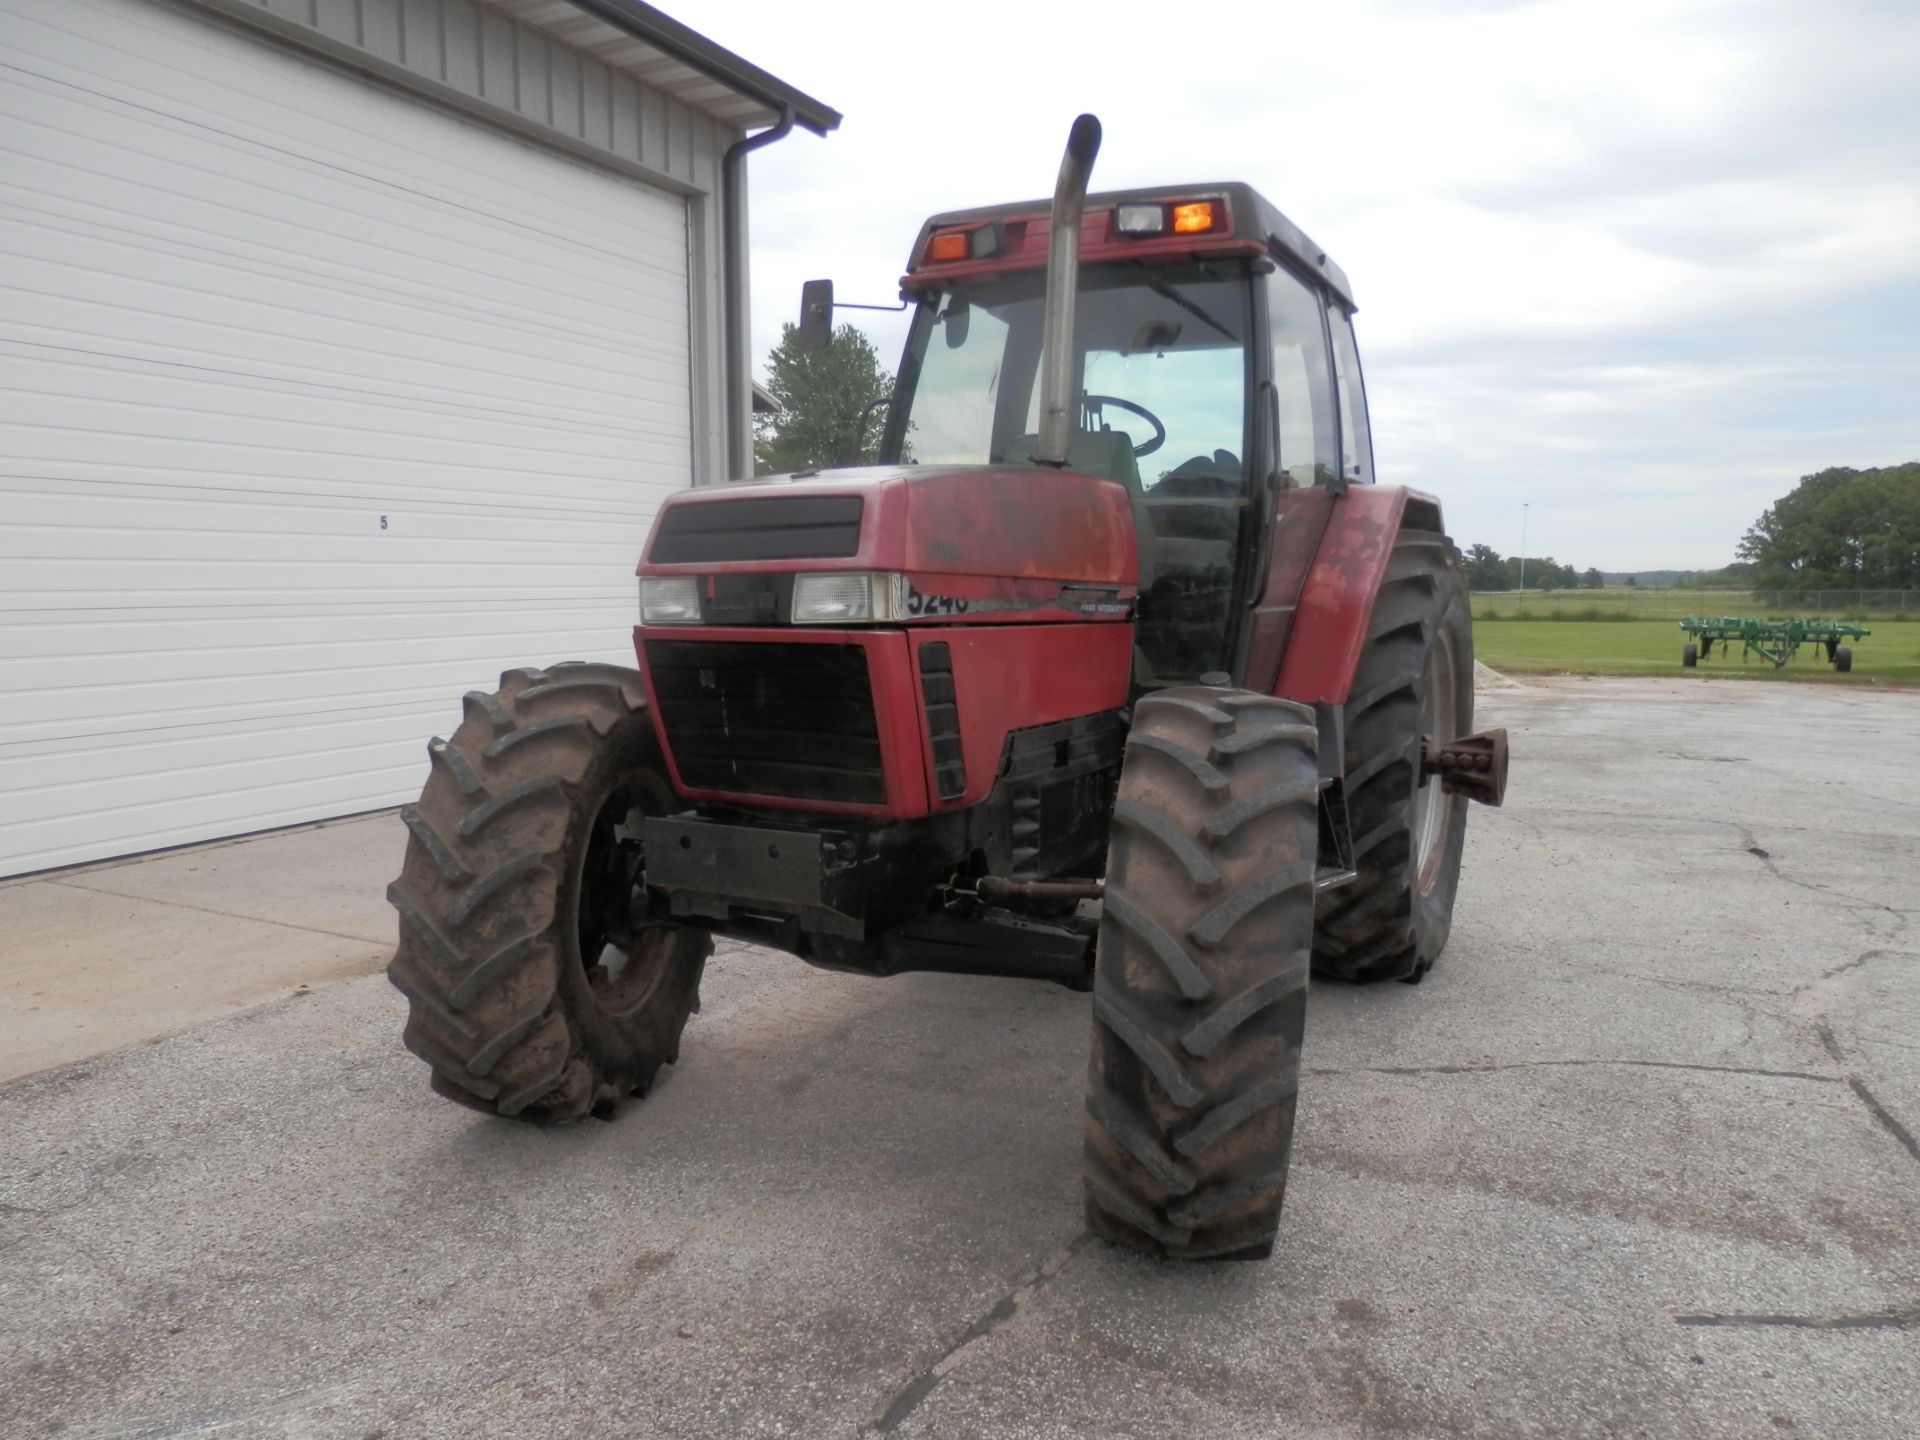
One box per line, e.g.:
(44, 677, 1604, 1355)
(640, 576, 701, 624)
(791, 572, 909, 624)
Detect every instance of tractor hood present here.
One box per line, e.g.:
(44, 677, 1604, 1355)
(637, 465, 1138, 588)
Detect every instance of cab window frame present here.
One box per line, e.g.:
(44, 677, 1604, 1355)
(1326, 303, 1375, 486)
(1260, 254, 1341, 491)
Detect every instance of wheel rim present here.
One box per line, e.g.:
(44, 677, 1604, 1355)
(1411, 627, 1460, 895)
(576, 783, 674, 1018)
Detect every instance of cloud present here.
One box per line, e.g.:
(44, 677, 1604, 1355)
(675, 0, 1920, 567)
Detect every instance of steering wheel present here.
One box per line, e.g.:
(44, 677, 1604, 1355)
(1084, 394, 1166, 457)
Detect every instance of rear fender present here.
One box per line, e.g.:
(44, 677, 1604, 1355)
(1268, 486, 1444, 707)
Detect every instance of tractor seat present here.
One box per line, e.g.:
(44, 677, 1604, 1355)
(1005, 429, 1156, 589)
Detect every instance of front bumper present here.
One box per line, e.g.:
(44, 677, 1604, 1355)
(642, 814, 866, 939)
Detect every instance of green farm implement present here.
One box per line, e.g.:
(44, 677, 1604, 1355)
(1680, 616, 1869, 672)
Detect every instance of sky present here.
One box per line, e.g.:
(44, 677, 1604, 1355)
(673, 0, 1920, 571)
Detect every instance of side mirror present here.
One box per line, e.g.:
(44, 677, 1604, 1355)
(798, 279, 834, 352)
(942, 295, 970, 350)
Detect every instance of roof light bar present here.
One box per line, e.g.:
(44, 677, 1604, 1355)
(1171, 200, 1218, 234)
(927, 229, 968, 263)
(924, 224, 1004, 265)
(1114, 198, 1223, 240)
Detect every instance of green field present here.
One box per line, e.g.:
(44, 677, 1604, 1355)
(1472, 587, 1920, 623)
(1473, 618, 1920, 685)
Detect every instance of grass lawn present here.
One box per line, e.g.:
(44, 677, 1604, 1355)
(1473, 618, 1920, 685)
(1472, 589, 1920, 623)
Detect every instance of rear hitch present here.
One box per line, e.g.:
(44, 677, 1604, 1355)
(1420, 728, 1509, 807)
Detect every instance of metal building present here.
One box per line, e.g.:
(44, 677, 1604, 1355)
(0, 0, 837, 877)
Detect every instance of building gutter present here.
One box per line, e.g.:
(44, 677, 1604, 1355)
(562, 0, 841, 134)
(722, 107, 797, 478)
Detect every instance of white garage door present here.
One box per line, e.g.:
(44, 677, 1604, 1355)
(0, 0, 693, 877)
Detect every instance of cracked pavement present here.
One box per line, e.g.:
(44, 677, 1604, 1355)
(3, 674, 1918, 1438)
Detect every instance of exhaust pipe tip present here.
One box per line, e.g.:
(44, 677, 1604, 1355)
(1065, 112, 1102, 166)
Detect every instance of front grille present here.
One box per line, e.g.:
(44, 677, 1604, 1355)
(648, 496, 864, 564)
(917, 642, 967, 801)
(646, 640, 885, 805)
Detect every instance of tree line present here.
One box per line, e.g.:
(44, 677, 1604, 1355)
(1738, 463, 1920, 591)
(1463, 463, 1920, 596)
(1461, 548, 1599, 592)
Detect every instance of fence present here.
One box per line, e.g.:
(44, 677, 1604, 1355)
(1470, 589, 1920, 621)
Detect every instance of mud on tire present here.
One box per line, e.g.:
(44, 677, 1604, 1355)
(1083, 687, 1319, 1260)
(386, 663, 709, 1122)
(1312, 530, 1473, 984)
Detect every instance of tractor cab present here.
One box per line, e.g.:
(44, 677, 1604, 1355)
(851, 181, 1370, 687)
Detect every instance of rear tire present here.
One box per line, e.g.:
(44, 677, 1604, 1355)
(1834, 645, 1852, 673)
(386, 663, 709, 1122)
(1083, 687, 1319, 1260)
(1682, 642, 1698, 668)
(1312, 530, 1473, 984)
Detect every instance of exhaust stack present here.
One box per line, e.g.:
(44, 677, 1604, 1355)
(1033, 113, 1102, 467)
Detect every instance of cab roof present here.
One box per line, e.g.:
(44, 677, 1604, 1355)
(906, 182, 1354, 310)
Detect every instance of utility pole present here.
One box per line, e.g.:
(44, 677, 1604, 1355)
(1519, 502, 1529, 611)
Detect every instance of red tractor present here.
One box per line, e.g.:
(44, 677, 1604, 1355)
(387, 116, 1507, 1261)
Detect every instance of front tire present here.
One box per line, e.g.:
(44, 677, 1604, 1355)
(386, 663, 709, 1122)
(1313, 530, 1473, 983)
(1083, 687, 1319, 1260)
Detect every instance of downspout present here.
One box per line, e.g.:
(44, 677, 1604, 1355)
(722, 106, 796, 480)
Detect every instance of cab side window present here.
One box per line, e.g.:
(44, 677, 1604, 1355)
(1327, 305, 1374, 484)
(1264, 266, 1338, 487)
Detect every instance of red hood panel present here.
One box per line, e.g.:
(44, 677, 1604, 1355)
(641, 466, 1137, 586)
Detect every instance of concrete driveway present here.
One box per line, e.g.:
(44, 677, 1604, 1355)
(3, 676, 1917, 1439)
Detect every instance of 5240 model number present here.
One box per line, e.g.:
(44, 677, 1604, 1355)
(906, 586, 969, 616)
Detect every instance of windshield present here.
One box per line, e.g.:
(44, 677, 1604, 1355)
(886, 262, 1249, 476)
(884, 262, 1254, 682)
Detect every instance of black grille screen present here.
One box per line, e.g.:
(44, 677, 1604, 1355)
(646, 641, 885, 805)
(649, 496, 864, 563)
(918, 642, 966, 801)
